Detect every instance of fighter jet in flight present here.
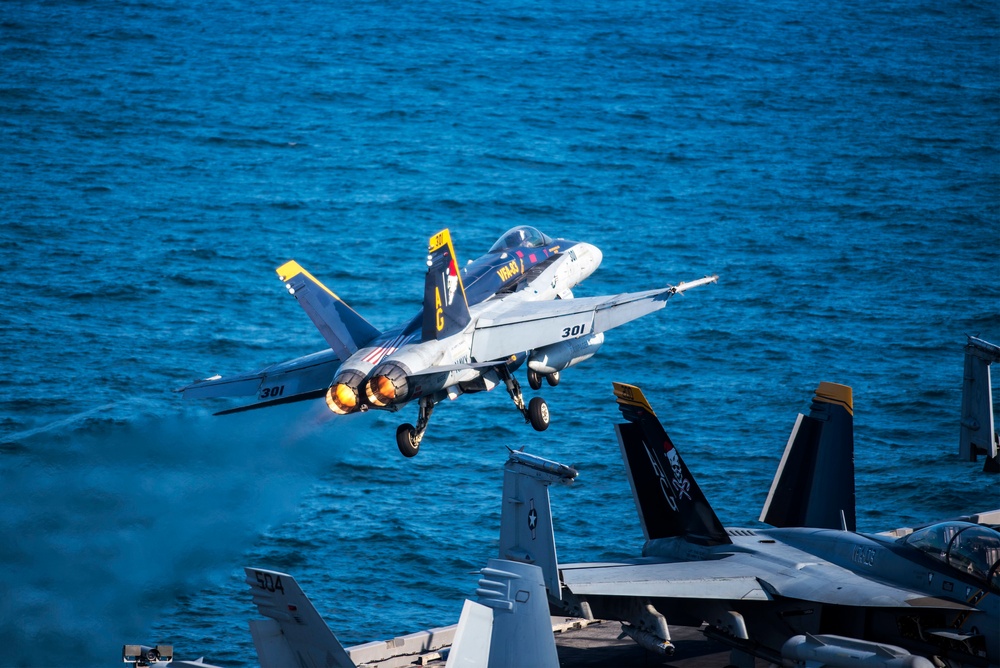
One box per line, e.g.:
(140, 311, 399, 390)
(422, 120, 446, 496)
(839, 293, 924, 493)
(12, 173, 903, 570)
(181, 226, 716, 456)
(498, 383, 1000, 666)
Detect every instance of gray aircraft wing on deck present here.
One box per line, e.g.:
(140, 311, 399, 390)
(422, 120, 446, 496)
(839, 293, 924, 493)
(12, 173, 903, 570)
(558, 554, 976, 610)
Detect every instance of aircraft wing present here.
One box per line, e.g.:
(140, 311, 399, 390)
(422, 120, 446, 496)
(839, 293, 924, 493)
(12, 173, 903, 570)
(470, 276, 716, 363)
(178, 349, 340, 414)
(559, 556, 976, 610)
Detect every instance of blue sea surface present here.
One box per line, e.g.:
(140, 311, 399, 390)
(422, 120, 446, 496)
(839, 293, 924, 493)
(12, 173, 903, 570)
(1, 0, 998, 665)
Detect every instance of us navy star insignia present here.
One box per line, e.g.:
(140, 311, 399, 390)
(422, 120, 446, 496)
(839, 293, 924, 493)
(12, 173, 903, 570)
(528, 499, 538, 539)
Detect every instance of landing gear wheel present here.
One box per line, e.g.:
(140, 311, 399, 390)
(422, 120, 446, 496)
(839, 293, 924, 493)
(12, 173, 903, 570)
(527, 368, 543, 390)
(528, 397, 550, 432)
(396, 424, 420, 458)
(545, 371, 560, 387)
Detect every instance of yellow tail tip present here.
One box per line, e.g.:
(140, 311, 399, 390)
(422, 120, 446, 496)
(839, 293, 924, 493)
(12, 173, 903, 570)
(613, 382, 656, 415)
(275, 260, 305, 282)
(815, 381, 853, 416)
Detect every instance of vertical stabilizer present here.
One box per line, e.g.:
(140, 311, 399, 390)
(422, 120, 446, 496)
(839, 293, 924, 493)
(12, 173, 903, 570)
(498, 450, 578, 599)
(959, 336, 999, 471)
(276, 261, 381, 361)
(760, 382, 856, 531)
(447, 559, 558, 668)
(613, 383, 730, 545)
(422, 229, 471, 340)
(245, 567, 356, 668)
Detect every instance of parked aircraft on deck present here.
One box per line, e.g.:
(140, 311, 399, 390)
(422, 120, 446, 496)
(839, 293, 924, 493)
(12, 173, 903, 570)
(499, 383, 1000, 666)
(181, 226, 716, 456)
(245, 557, 558, 668)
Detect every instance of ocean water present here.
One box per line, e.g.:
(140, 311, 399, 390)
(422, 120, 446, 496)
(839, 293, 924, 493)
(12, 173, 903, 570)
(1, 0, 998, 665)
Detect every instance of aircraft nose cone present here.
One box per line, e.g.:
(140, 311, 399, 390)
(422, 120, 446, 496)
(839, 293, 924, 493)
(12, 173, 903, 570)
(578, 243, 602, 271)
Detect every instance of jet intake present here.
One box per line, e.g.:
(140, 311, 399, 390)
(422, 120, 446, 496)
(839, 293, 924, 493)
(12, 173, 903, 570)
(528, 332, 604, 375)
(326, 369, 367, 414)
(365, 362, 412, 407)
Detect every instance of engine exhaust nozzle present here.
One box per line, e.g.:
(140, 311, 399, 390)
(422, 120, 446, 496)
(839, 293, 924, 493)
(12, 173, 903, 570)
(365, 362, 411, 407)
(326, 369, 368, 414)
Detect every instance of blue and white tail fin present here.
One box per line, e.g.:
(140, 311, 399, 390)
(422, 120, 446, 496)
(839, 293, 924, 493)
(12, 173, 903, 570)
(422, 229, 471, 341)
(447, 559, 559, 668)
(276, 261, 381, 361)
(613, 382, 731, 546)
(760, 382, 856, 531)
(245, 567, 356, 668)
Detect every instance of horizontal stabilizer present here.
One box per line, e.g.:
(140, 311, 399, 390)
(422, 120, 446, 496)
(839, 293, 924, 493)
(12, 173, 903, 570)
(760, 382, 856, 531)
(245, 567, 355, 668)
(277, 261, 381, 360)
(613, 382, 730, 545)
(213, 388, 326, 415)
(423, 229, 471, 341)
(179, 349, 341, 409)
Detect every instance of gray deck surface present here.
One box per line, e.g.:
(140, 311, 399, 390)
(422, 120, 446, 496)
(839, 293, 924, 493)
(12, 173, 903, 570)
(550, 620, 757, 667)
(406, 619, 764, 668)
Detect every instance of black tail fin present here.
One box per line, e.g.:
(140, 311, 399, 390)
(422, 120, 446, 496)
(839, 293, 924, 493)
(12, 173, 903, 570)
(759, 382, 856, 531)
(613, 383, 730, 546)
(422, 229, 471, 340)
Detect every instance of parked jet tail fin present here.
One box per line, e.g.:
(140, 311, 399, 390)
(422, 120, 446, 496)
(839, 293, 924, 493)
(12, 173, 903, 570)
(498, 449, 578, 600)
(613, 382, 731, 545)
(422, 229, 471, 341)
(447, 559, 559, 668)
(244, 567, 356, 668)
(276, 261, 381, 361)
(760, 382, 856, 531)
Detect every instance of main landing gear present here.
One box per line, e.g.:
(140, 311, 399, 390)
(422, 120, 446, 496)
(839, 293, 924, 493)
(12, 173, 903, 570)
(396, 396, 435, 458)
(499, 366, 550, 433)
(526, 368, 560, 390)
(395, 367, 552, 458)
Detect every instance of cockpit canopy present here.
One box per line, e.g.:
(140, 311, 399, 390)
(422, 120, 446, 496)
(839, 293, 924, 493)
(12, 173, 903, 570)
(901, 521, 1000, 591)
(489, 226, 553, 253)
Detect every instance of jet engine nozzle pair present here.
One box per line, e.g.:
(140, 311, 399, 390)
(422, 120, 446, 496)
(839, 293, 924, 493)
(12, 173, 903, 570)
(325, 363, 411, 414)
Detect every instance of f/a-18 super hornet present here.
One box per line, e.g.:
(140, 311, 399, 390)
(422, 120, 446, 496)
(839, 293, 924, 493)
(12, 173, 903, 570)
(498, 383, 1000, 667)
(181, 226, 716, 456)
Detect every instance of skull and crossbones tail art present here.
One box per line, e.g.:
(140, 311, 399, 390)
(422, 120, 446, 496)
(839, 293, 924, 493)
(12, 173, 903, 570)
(664, 442, 692, 501)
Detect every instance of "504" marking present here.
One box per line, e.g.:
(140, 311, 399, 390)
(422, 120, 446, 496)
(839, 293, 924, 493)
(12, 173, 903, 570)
(254, 570, 285, 594)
